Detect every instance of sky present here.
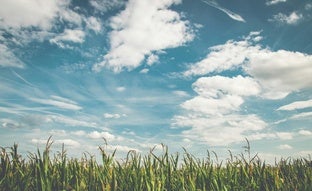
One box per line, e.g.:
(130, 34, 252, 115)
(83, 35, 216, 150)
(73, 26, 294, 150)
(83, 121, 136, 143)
(0, 0, 311, 163)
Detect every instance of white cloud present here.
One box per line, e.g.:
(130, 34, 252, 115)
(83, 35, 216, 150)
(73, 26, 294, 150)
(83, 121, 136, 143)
(90, 0, 125, 13)
(0, 0, 70, 29)
(55, 139, 80, 147)
(59, 8, 83, 26)
(276, 132, 293, 140)
(87, 131, 116, 140)
(0, 0, 100, 53)
(201, 0, 246, 22)
(245, 50, 312, 99)
(298, 130, 312, 136)
(193, 75, 261, 97)
(139, 68, 149, 74)
(172, 75, 266, 146)
(31, 138, 80, 147)
(111, 145, 140, 153)
(173, 114, 267, 146)
(49, 129, 66, 136)
(103, 113, 125, 119)
(85, 16, 102, 33)
(93, 0, 194, 72)
(0, 44, 25, 68)
(182, 95, 243, 115)
(184, 35, 262, 76)
(173, 90, 190, 97)
(29, 95, 82, 110)
(277, 99, 312, 111)
(71, 130, 87, 136)
(266, 0, 287, 6)
(45, 115, 98, 127)
(181, 75, 260, 115)
(146, 54, 159, 66)
(277, 144, 292, 150)
(116, 86, 126, 92)
(269, 12, 303, 25)
(184, 32, 312, 100)
(290, 112, 312, 119)
(49, 29, 86, 49)
(31, 138, 47, 145)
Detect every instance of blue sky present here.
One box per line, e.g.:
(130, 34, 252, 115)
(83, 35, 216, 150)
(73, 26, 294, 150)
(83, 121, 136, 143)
(0, 0, 311, 162)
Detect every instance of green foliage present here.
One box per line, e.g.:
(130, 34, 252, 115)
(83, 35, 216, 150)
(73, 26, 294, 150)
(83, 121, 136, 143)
(0, 139, 311, 191)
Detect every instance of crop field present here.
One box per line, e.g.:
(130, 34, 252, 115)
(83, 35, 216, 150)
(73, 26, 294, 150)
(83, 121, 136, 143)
(0, 138, 311, 191)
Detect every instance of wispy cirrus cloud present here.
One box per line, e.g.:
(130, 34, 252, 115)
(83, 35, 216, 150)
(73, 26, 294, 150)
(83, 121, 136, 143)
(93, 0, 194, 72)
(29, 95, 82, 111)
(266, 0, 287, 6)
(277, 99, 312, 111)
(201, 0, 246, 22)
(298, 130, 312, 136)
(0, 44, 25, 68)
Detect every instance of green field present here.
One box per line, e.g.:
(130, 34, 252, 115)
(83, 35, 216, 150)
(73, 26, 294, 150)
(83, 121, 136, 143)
(1, 138, 311, 191)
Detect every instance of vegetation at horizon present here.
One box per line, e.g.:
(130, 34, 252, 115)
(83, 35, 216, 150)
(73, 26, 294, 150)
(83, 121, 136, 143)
(0, 137, 311, 191)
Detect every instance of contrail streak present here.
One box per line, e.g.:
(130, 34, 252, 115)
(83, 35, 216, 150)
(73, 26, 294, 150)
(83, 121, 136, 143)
(201, 0, 246, 22)
(11, 69, 36, 87)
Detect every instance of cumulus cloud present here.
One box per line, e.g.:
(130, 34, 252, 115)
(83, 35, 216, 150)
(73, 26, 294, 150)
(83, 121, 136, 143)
(269, 12, 303, 25)
(245, 50, 312, 99)
(172, 75, 266, 146)
(87, 131, 116, 140)
(93, 0, 194, 72)
(183, 33, 262, 76)
(265, 0, 287, 6)
(173, 114, 267, 146)
(181, 76, 260, 116)
(184, 32, 312, 99)
(0, 0, 96, 58)
(0, 44, 25, 68)
(0, 0, 69, 29)
(277, 99, 312, 111)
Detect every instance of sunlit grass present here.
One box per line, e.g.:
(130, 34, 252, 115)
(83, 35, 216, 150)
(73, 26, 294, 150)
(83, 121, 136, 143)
(1, 138, 311, 190)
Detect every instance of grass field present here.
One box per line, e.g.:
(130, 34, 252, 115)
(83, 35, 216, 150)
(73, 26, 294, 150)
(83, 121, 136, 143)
(1, 137, 311, 191)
